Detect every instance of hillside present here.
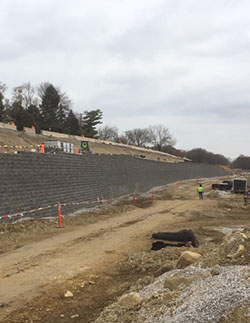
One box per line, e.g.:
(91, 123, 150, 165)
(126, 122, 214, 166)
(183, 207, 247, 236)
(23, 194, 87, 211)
(0, 123, 183, 163)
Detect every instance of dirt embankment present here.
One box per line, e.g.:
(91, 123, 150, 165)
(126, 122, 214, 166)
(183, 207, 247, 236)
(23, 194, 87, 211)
(0, 127, 181, 162)
(0, 178, 250, 323)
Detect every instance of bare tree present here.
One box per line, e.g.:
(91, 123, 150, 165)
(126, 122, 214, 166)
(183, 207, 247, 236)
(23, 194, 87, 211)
(0, 82, 6, 94)
(125, 128, 150, 146)
(98, 125, 119, 141)
(148, 124, 176, 151)
(232, 155, 250, 170)
(115, 134, 128, 144)
(186, 148, 229, 165)
(59, 91, 72, 112)
(12, 82, 38, 109)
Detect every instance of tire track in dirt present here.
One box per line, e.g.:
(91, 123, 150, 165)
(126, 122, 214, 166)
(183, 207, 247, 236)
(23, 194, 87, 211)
(0, 212, 154, 279)
(0, 198, 213, 318)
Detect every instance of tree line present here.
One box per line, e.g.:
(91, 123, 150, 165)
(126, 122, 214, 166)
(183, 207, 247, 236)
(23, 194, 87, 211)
(0, 81, 102, 137)
(0, 82, 249, 170)
(0, 82, 176, 149)
(98, 127, 250, 170)
(98, 124, 176, 150)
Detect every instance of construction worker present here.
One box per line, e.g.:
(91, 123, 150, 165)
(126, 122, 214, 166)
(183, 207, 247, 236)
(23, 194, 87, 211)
(197, 184, 204, 200)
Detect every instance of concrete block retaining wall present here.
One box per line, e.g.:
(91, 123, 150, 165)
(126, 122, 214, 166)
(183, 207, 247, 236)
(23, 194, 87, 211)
(0, 152, 228, 220)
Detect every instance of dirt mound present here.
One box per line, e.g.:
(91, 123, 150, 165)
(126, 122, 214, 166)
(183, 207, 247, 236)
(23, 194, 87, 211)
(205, 190, 231, 199)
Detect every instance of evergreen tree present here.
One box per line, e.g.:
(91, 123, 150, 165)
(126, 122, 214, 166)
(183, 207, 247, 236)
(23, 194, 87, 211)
(2, 99, 12, 122)
(66, 110, 81, 135)
(0, 83, 6, 122)
(54, 104, 67, 133)
(27, 104, 42, 133)
(82, 109, 103, 138)
(38, 83, 71, 133)
(10, 101, 34, 131)
(39, 84, 61, 131)
(0, 92, 5, 122)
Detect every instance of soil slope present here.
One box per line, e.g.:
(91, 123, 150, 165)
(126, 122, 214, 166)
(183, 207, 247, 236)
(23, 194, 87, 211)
(0, 127, 182, 162)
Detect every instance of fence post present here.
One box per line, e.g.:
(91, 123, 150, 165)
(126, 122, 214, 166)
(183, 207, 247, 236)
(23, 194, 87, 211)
(133, 192, 137, 206)
(244, 192, 248, 206)
(57, 201, 62, 228)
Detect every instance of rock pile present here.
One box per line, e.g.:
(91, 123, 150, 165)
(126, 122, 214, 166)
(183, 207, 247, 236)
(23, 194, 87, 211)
(94, 229, 250, 323)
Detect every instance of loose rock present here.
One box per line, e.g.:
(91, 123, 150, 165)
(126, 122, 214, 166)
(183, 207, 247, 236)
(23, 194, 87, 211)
(176, 251, 201, 269)
(118, 292, 142, 307)
(64, 290, 73, 298)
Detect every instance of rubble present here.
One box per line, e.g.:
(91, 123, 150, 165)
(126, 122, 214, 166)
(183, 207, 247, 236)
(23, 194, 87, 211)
(94, 230, 250, 323)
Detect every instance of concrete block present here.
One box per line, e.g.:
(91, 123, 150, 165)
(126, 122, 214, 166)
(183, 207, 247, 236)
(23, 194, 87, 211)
(0, 122, 16, 131)
(41, 130, 69, 139)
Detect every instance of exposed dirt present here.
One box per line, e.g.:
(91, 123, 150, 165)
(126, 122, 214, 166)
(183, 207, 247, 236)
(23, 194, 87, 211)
(0, 127, 181, 162)
(0, 178, 249, 323)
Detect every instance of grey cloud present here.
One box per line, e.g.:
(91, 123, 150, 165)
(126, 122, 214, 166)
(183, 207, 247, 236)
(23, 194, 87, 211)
(0, 0, 250, 158)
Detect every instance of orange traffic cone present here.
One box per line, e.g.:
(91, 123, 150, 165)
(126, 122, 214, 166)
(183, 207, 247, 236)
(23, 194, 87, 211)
(40, 144, 45, 154)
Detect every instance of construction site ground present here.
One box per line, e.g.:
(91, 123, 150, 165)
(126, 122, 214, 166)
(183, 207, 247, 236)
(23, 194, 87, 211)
(0, 177, 250, 323)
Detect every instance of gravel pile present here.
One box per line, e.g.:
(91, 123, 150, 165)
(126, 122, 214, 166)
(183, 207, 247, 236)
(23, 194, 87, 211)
(140, 266, 250, 323)
(95, 229, 250, 323)
(95, 266, 250, 323)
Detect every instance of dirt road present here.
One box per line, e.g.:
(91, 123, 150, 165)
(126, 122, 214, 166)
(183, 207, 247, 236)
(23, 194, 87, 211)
(0, 179, 248, 322)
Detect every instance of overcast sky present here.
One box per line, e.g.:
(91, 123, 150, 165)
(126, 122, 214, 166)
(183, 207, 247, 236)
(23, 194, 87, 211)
(1, 0, 250, 159)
